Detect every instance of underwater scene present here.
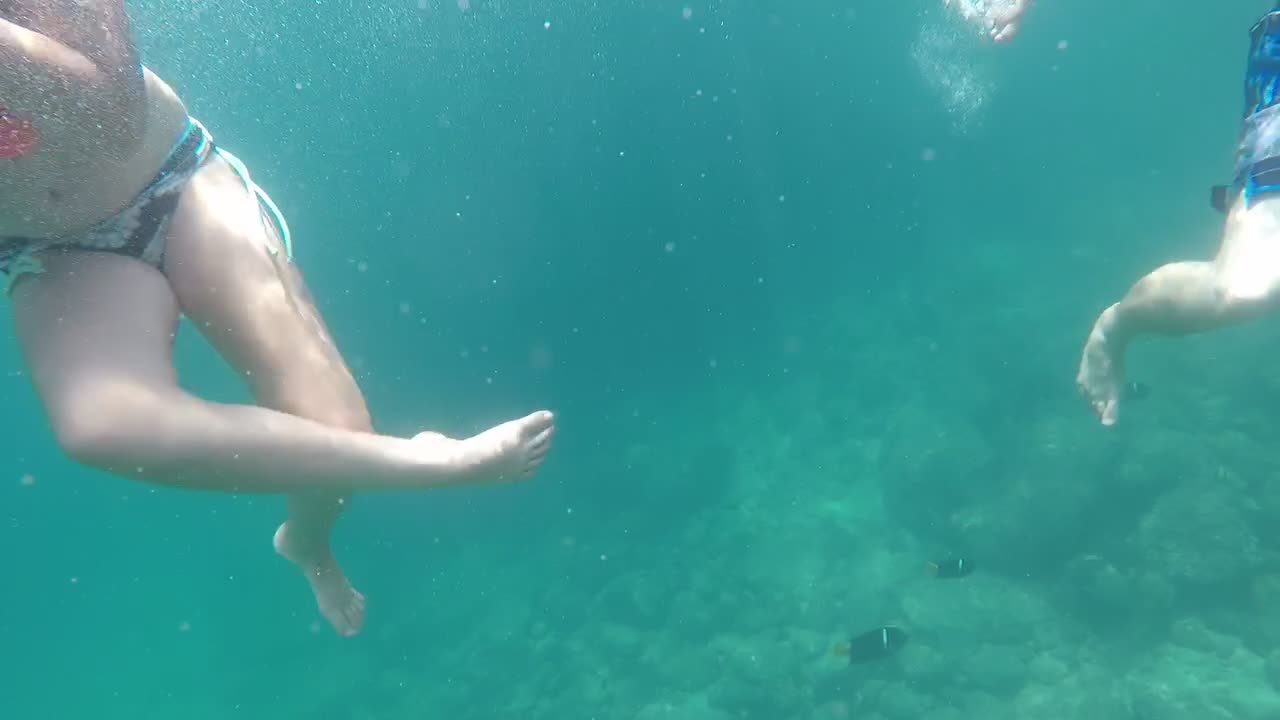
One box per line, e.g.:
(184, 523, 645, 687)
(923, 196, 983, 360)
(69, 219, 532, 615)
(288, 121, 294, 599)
(3, 0, 1279, 718)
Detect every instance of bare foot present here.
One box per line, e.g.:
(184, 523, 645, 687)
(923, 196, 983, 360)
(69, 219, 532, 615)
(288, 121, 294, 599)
(273, 523, 366, 636)
(413, 410, 555, 485)
(1077, 306, 1125, 426)
(467, 410, 556, 481)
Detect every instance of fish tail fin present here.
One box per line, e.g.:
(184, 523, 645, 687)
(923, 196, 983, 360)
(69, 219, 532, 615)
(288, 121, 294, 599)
(925, 561, 939, 575)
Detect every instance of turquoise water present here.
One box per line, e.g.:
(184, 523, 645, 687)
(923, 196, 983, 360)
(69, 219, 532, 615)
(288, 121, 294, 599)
(3, 0, 1278, 717)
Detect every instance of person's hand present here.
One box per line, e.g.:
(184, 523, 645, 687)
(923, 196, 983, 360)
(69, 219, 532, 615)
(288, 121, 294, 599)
(989, 0, 1031, 43)
(990, 18, 1021, 42)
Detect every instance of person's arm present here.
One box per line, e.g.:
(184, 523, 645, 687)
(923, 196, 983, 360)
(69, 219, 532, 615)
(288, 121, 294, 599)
(0, 16, 102, 106)
(0, 16, 95, 78)
(32, 1, 141, 89)
(0, 2, 144, 135)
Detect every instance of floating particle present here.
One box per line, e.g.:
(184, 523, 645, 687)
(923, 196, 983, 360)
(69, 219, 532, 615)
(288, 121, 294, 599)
(682, 7, 692, 20)
(921, 147, 936, 162)
(18, 473, 34, 486)
(664, 241, 676, 253)
(1057, 40, 1068, 51)
(544, 20, 551, 29)
(530, 344, 554, 370)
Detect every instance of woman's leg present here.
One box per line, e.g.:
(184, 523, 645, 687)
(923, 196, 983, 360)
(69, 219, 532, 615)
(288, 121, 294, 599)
(163, 188, 372, 635)
(160, 155, 373, 636)
(12, 253, 554, 497)
(158, 153, 554, 635)
(161, 154, 555, 630)
(12, 234, 550, 632)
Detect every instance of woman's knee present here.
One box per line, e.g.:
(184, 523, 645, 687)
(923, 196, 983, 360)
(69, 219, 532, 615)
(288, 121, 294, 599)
(45, 381, 170, 467)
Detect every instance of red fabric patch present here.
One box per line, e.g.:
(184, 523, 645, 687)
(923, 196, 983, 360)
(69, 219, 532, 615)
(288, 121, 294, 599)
(0, 106, 39, 159)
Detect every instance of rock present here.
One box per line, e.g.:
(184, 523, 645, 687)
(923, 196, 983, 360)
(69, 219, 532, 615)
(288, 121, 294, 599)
(1169, 617, 1237, 657)
(921, 708, 964, 720)
(900, 574, 1054, 645)
(1265, 650, 1280, 692)
(879, 408, 994, 541)
(960, 691, 1011, 720)
(898, 641, 950, 684)
(1026, 652, 1069, 685)
(598, 623, 641, 654)
(636, 695, 730, 720)
(1013, 677, 1133, 718)
(958, 643, 1031, 694)
(877, 683, 932, 720)
(1058, 556, 1174, 632)
(1136, 478, 1262, 591)
(1129, 640, 1280, 720)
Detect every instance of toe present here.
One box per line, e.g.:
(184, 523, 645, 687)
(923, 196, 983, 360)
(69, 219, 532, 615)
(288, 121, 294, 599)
(342, 600, 365, 636)
(525, 411, 555, 434)
(531, 428, 554, 450)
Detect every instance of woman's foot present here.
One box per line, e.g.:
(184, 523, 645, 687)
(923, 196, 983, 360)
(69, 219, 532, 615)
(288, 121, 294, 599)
(413, 410, 556, 485)
(273, 523, 366, 636)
